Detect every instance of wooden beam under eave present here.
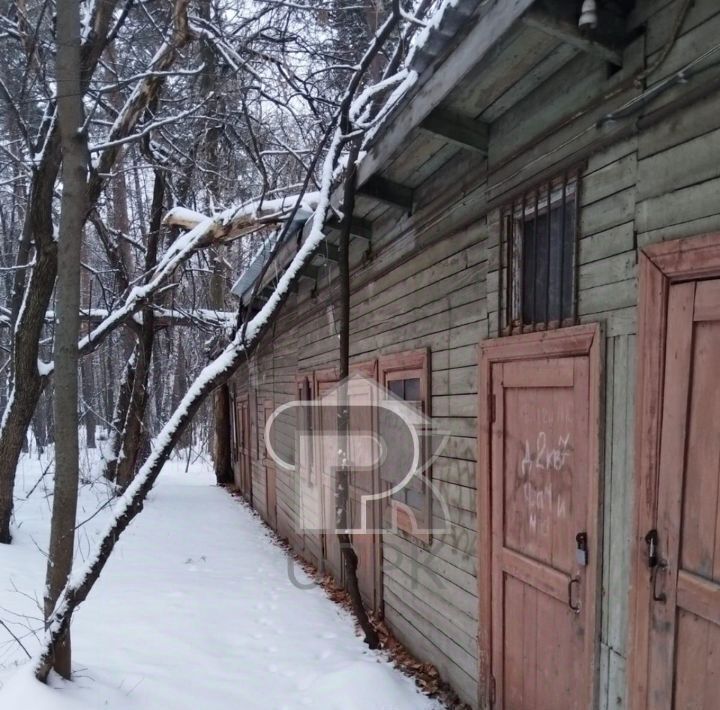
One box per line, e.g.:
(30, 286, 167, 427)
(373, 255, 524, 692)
(357, 0, 537, 186)
(325, 215, 372, 243)
(357, 176, 413, 212)
(316, 243, 340, 263)
(420, 108, 489, 154)
(523, 9, 623, 67)
(299, 263, 320, 282)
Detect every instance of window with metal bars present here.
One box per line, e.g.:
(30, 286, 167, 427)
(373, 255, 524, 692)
(503, 172, 579, 333)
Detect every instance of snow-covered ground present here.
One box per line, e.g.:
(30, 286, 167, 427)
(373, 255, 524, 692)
(0, 449, 438, 709)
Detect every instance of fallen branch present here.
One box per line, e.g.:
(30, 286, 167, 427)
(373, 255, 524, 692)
(34, 0, 408, 679)
(33, 96, 344, 685)
(163, 191, 321, 246)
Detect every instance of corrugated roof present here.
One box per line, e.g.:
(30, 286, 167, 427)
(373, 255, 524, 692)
(230, 208, 313, 305)
(230, 232, 281, 303)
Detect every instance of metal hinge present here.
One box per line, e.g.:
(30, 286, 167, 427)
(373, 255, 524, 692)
(489, 394, 496, 423)
(490, 675, 496, 707)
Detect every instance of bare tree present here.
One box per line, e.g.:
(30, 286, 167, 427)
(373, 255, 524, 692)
(32, 1, 413, 676)
(43, 0, 88, 677)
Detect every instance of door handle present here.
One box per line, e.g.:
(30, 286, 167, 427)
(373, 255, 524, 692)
(645, 529, 667, 603)
(651, 560, 668, 603)
(568, 576, 581, 614)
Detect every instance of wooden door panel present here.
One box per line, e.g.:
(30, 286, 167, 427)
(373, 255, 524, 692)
(263, 403, 277, 530)
(315, 380, 343, 583)
(694, 279, 720, 321)
(266, 464, 277, 529)
(485, 331, 599, 710)
(645, 278, 720, 709)
(673, 610, 720, 709)
(501, 365, 580, 574)
(503, 574, 585, 710)
(348, 373, 379, 610)
(235, 396, 252, 500)
(501, 548, 569, 603)
(679, 321, 720, 582)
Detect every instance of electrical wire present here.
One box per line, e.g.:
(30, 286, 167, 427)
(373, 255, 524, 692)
(634, 0, 694, 87)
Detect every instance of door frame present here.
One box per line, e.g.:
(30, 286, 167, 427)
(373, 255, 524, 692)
(477, 323, 602, 708)
(629, 232, 720, 710)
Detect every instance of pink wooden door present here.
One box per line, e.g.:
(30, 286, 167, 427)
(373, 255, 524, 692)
(488, 349, 599, 709)
(645, 279, 720, 709)
(316, 378, 344, 584)
(235, 396, 252, 501)
(347, 368, 380, 611)
(263, 402, 277, 530)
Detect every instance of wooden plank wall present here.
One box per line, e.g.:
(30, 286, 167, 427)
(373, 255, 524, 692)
(289, 196, 490, 702)
(487, 4, 720, 707)
(225, 1, 720, 707)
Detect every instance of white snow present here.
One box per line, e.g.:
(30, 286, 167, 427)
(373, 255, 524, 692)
(0, 452, 439, 710)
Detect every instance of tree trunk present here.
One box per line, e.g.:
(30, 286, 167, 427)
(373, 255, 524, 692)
(114, 171, 163, 489)
(115, 320, 153, 489)
(197, 0, 233, 485)
(104, 345, 115, 425)
(43, 0, 87, 677)
(103, 349, 137, 483)
(31, 398, 50, 455)
(0, 239, 57, 542)
(172, 338, 192, 450)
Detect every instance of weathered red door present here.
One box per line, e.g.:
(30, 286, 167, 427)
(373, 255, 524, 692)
(235, 394, 252, 501)
(315, 374, 344, 584)
(480, 327, 600, 709)
(347, 365, 381, 611)
(641, 279, 720, 709)
(263, 401, 277, 530)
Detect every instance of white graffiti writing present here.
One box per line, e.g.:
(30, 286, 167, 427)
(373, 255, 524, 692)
(521, 431, 571, 476)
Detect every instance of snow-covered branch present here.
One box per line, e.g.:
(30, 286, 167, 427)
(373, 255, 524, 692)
(164, 191, 321, 244)
(32, 0, 409, 680)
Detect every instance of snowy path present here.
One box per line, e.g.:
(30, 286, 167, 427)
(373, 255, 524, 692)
(0, 457, 438, 709)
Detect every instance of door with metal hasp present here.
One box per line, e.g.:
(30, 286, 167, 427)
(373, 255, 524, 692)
(479, 326, 601, 709)
(635, 276, 720, 708)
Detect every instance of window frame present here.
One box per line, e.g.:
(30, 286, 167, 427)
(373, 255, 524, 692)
(378, 348, 432, 544)
(501, 170, 581, 335)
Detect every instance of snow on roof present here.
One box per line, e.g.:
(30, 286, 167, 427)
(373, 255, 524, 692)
(230, 206, 313, 305)
(177, 0, 480, 305)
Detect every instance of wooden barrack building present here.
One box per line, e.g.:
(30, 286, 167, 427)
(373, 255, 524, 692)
(222, 1, 720, 707)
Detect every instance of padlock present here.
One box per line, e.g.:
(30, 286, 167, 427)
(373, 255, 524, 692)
(576, 532, 588, 567)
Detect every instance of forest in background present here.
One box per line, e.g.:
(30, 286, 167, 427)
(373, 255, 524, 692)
(0, 0, 441, 682)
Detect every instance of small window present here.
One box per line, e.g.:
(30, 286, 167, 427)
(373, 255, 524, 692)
(378, 349, 431, 544)
(503, 172, 579, 333)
